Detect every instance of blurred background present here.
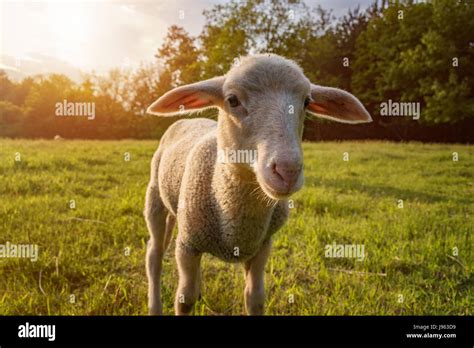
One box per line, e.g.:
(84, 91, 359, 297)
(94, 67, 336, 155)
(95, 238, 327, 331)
(0, 0, 473, 142)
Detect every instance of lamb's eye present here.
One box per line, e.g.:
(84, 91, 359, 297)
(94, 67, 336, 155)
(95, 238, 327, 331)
(227, 95, 240, 108)
(304, 96, 311, 108)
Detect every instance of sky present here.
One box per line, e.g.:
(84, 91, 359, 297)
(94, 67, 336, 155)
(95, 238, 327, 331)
(0, 0, 374, 77)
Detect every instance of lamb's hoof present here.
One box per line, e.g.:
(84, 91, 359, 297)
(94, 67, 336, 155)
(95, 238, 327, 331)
(149, 306, 163, 316)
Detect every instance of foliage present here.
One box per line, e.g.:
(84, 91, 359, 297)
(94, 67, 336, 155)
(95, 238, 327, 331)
(158, 25, 201, 85)
(0, 101, 24, 137)
(0, 0, 472, 139)
(353, 0, 474, 124)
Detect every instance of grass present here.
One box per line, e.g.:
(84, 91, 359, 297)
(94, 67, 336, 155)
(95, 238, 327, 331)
(0, 139, 472, 315)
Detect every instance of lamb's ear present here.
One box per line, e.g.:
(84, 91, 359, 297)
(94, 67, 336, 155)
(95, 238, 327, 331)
(147, 76, 225, 116)
(307, 84, 372, 124)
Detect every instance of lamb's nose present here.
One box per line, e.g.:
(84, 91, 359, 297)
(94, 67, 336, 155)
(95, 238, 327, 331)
(272, 161, 302, 190)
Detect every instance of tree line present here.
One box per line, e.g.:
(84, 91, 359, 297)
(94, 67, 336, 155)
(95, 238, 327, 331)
(0, 0, 472, 141)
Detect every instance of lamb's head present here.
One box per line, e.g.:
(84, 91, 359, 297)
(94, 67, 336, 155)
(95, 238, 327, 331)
(147, 54, 372, 200)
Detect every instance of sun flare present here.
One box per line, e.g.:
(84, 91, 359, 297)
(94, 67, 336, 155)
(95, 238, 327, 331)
(45, 3, 92, 68)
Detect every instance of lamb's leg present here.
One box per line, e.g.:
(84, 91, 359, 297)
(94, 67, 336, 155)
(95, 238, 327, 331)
(163, 213, 176, 251)
(175, 244, 202, 315)
(145, 183, 169, 315)
(244, 239, 272, 315)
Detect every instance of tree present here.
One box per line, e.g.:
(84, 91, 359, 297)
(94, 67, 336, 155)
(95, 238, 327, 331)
(0, 101, 24, 137)
(0, 70, 15, 101)
(353, 0, 474, 124)
(199, 0, 324, 79)
(156, 25, 201, 85)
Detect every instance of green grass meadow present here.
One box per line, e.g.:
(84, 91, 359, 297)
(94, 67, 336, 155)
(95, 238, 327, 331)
(0, 139, 472, 315)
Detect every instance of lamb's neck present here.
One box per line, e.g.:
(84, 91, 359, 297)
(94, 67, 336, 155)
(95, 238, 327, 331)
(214, 113, 276, 222)
(212, 161, 276, 221)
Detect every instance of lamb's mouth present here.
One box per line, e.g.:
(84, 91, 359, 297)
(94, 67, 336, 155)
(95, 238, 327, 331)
(259, 180, 292, 200)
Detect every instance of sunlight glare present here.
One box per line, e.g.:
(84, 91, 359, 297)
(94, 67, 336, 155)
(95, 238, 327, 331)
(45, 3, 92, 68)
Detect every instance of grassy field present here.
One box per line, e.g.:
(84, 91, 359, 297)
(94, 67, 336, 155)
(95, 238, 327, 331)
(0, 139, 472, 315)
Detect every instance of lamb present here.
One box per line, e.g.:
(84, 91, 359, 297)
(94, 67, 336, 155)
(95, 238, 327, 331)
(144, 53, 372, 315)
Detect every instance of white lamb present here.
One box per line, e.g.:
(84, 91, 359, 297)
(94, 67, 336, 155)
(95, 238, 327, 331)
(145, 54, 371, 315)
